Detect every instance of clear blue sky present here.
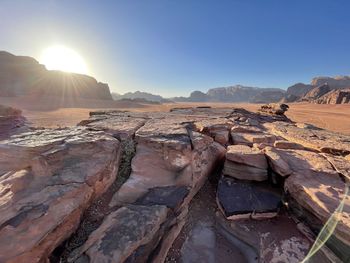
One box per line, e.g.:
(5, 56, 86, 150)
(1, 0, 350, 97)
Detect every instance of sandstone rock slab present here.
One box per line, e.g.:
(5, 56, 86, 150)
(223, 161, 268, 181)
(231, 132, 275, 146)
(285, 171, 350, 248)
(70, 205, 169, 263)
(217, 176, 282, 219)
(226, 145, 267, 169)
(79, 115, 146, 140)
(264, 121, 350, 155)
(0, 127, 120, 263)
(264, 147, 337, 177)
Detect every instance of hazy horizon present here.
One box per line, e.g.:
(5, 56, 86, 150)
(2, 0, 350, 97)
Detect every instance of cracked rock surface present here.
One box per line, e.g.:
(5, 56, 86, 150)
(0, 127, 120, 263)
(1, 107, 350, 263)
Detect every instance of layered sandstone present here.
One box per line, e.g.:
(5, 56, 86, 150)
(1, 106, 349, 262)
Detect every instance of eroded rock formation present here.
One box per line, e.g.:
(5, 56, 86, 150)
(0, 104, 28, 140)
(0, 51, 112, 100)
(1, 107, 349, 262)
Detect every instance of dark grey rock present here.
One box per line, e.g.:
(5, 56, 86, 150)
(217, 176, 282, 218)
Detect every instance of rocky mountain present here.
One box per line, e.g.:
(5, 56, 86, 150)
(173, 85, 286, 103)
(285, 76, 350, 104)
(1, 106, 349, 262)
(316, 88, 350, 104)
(112, 91, 171, 102)
(311, 76, 350, 88)
(285, 83, 314, 99)
(0, 51, 112, 100)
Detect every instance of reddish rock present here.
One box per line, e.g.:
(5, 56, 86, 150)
(226, 145, 267, 169)
(264, 147, 337, 177)
(265, 121, 350, 155)
(79, 114, 146, 140)
(285, 170, 350, 250)
(0, 127, 120, 263)
(274, 140, 306, 150)
(231, 132, 276, 146)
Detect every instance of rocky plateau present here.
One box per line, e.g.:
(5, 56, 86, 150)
(0, 105, 349, 263)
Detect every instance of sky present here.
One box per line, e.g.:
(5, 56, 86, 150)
(1, 0, 350, 97)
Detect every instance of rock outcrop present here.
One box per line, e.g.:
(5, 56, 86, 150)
(0, 51, 112, 100)
(285, 83, 314, 100)
(0, 104, 28, 140)
(0, 128, 120, 262)
(1, 106, 349, 262)
(316, 88, 350, 104)
(284, 75, 350, 103)
(259, 103, 289, 115)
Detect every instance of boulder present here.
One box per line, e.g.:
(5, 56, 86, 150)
(0, 127, 120, 263)
(0, 105, 28, 140)
(259, 103, 289, 115)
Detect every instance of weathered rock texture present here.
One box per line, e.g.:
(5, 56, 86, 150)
(0, 104, 28, 140)
(316, 88, 350, 104)
(0, 128, 120, 262)
(284, 75, 350, 103)
(1, 107, 349, 262)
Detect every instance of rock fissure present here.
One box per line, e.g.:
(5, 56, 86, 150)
(1, 107, 350, 262)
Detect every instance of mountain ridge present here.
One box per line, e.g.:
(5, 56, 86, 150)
(0, 51, 113, 100)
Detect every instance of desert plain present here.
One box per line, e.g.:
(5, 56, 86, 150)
(1, 96, 349, 134)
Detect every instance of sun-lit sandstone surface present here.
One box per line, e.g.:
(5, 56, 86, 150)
(0, 105, 349, 262)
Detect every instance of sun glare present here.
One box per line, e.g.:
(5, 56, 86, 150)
(39, 46, 88, 74)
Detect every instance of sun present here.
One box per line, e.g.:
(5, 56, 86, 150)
(39, 46, 88, 74)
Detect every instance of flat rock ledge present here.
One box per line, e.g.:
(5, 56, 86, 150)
(0, 127, 121, 263)
(0, 107, 349, 263)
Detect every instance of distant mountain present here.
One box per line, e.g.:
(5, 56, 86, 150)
(0, 51, 112, 100)
(284, 75, 350, 104)
(112, 91, 172, 102)
(172, 85, 286, 103)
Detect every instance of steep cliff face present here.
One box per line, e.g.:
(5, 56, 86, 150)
(285, 76, 350, 103)
(0, 51, 113, 100)
(300, 84, 332, 102)
(316, 89, 350, 104)
(285, 83, 314, 99)
(311, 76, 350, 88)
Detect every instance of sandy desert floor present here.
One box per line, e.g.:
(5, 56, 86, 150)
(1, 97, 350, 134)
